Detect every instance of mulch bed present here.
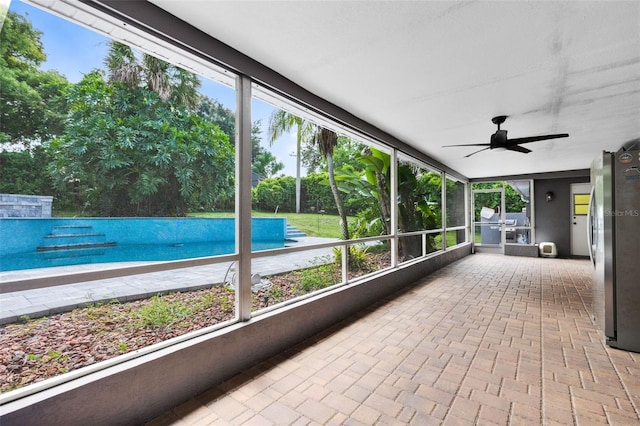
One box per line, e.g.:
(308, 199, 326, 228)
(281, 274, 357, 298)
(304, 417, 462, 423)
(0, 252, 390, 393)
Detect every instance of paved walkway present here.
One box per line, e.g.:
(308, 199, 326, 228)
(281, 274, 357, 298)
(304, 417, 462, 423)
(0, 237, 336, 324)
(146, 254, 640, 425)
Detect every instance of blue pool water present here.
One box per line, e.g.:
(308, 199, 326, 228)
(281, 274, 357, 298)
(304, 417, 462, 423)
(0, 240, 284, 272)
(0, 217, 287, 272)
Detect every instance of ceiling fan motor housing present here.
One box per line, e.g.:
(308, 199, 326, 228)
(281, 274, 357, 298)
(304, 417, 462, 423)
(490, 130, 508, 148)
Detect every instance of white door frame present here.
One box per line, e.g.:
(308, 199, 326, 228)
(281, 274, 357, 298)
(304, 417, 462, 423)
(571, 183, 591, 257)
(472, 188, 505, 254)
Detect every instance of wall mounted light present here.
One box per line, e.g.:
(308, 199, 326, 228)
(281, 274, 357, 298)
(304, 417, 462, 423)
(546, 191, 554, 202)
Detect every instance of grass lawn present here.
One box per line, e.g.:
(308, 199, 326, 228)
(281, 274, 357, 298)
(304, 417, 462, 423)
(190, 211, 357, 239)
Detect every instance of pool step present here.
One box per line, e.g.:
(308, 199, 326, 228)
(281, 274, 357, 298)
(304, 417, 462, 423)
(38, 247, 112, 267)
(37, 242, 117, 252)
(38, 225, 117, 252)
(39, 247, 109, 260)
(45, 233, 105, 239)
(285, 224, 306, 240)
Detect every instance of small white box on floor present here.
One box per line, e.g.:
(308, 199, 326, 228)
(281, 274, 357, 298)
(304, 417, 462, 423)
(539, 242, 557, 258)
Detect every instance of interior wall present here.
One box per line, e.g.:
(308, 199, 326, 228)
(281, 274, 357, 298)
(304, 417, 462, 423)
(534, 176, 590, 257)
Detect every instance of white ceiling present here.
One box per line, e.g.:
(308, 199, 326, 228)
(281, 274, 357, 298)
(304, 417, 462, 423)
(151, 0, 639, 179)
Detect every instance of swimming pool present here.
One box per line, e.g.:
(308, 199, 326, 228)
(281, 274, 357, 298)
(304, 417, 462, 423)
(0, 241, 284, 272)
(0, 217, 286, 272)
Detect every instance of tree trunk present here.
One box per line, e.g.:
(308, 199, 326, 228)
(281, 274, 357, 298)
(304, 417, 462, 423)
(295, 126, 301, 213)
(326, 152, 349, 240)
(375, 170, 392, 235)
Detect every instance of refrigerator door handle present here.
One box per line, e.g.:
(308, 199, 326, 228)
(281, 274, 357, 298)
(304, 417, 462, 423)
(587, 185, 596, 267)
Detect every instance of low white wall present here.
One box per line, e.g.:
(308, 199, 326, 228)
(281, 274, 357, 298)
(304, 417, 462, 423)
(0, 244, 471, 425)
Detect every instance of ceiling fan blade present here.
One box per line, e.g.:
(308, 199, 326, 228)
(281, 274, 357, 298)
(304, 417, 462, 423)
(442, 143, 490, 148)
(506, 145, 531, 154)
(464, 147, 491, 158)
(508, 133, 569, 145)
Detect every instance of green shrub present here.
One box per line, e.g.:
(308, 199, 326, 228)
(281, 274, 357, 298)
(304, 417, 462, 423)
(333, 245, 369, 271)
(295, 257, 337, 293)
(136, 295, 192, 328)
(301, 172, 335, 213)
(252, 176, 296, 212)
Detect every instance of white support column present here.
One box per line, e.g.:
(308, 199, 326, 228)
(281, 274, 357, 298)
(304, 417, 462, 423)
(465, 181, 471, 245)
(390, 149, 398, 267)
(235, 75, 252, 321)
(441, 171, 447, 250)
(296, 138, 301, 213)
(529, 179, 536, 245)
(342, 243, 348, 284)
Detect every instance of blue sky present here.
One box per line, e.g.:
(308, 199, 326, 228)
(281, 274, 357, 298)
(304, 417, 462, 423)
(7, 0, 299, 176)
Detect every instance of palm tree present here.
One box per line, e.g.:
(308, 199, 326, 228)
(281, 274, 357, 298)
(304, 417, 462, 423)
(142, 54, 170, 101)
(317, 127, 349, 240)
(267, 110, 316, 213)
(168, 68, 201, 110)
(105, 41, 201, 108)
(105, 41, 141, 88)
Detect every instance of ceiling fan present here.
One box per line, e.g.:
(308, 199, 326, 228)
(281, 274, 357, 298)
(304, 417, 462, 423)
(443, 115, 569, 158)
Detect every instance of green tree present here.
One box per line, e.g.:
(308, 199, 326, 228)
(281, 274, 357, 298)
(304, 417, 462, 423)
(470, 182, 527, 220)
(0, 147, 51, 195)
(252, 120, 283, 179)
(198, 101, 282, 182)
(267, 110, 316, 213)
(338, 148, 440, 258)
(302, 172, 335, 214)
(253, 147, 284, 179)
(317, 128, 349, 240)
(336, 146, 392, 236)
(48, 71, 234, 216)
(197, 96, 235, 139)
(252, 176, 295, 212)
(0, 10, 69, 148)
(47, 41, 235, 216)
(304, 136, 366, 174)
(105, 40, 201, 109)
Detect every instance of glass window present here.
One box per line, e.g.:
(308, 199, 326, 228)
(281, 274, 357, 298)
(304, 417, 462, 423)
(446, 177, 466, 228)
(0, 1, 240, 392)
(471, 181, 533, 246)
(505, 180, 532, 245)
(250, 85, 392, 244)
(472, 189, 502, 246)
(396, 156, 443, 261)
(0, 0, 470, 396)
(445, 229, 466, 247)
(443, 176, 467, 248)
(249, 85, 393, 312)
(397, 157, 442, 232)
(574, 194, 590, 215)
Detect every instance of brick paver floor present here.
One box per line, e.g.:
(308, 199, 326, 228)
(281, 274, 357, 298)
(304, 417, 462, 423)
(146, 253, 640, 425)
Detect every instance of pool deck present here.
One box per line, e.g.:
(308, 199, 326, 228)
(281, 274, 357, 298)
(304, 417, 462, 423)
(0, 237, 337, 325)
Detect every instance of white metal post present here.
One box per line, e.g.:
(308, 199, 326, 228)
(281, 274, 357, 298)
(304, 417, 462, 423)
(390, 149, 398, 267)
(235, 75, 252, 321)
(342, 243, 348, 284)
(465, 181, 471, 246)
(441, 171, 447, 250)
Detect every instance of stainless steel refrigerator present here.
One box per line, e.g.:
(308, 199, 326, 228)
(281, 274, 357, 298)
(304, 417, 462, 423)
(589, 146, 640, 352)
